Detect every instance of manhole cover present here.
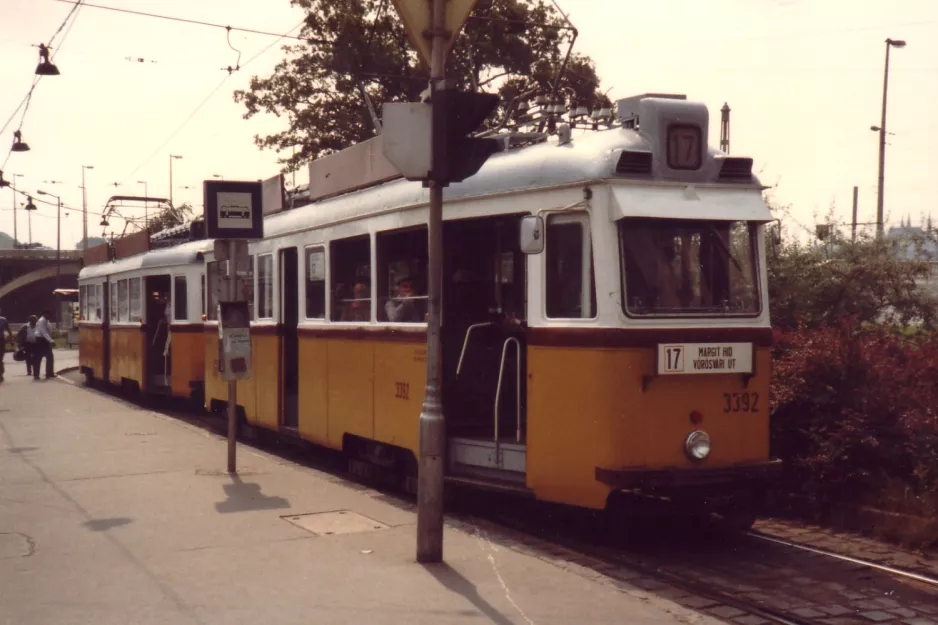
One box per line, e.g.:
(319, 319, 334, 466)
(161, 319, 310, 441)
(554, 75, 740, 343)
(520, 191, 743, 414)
(283, 510, 389, 536)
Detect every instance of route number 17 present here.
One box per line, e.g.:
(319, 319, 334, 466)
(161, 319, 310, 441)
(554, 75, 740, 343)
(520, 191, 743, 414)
(664, 347, 683, 372)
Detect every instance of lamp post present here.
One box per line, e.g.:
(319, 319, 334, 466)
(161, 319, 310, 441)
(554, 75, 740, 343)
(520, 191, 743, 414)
(169, 155, 182, 206)
(81, 165, 94, 248)
(36, 190, 62, 291)
(875, 38, 906, 238)
(137, 180, 148, 230)
(24, 196, 36, 247)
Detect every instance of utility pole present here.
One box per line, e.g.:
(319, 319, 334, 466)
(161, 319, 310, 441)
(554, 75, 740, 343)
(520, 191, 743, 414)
(227, 245, 237, 473)
(416, 0, 448, 565)
(82, 165, 94, 248)
(852, 186, 859, 242)
(876, 38, 906, 238)
(169, 154, 182, 206)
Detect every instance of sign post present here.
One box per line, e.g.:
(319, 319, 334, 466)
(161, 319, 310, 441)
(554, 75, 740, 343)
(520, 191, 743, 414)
(204, 180, 264, 474)
(389, 0, 486, 564)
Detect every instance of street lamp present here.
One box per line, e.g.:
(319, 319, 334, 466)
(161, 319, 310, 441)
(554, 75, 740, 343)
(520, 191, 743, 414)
(169, 154, 182, 206)
(137, 180, 148, 230)
(36, 189, 63, 297)
(875, 38, 906, 237)
(81, 165, 94, 248)
(24, 196, 37, 246)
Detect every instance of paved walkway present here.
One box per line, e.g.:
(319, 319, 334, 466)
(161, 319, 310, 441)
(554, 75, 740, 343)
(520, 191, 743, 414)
(0, 370, 718, 625)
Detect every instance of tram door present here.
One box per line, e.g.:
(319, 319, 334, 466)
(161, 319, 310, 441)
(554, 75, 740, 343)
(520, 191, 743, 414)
(145, 274, 172, 392)
(442, 215, 527, 483)
(280, 247, 300, 429)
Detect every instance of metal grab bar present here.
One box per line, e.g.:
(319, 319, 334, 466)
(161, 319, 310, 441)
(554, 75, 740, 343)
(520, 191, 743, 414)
(494, 337, 522, 468)
(456, 322, 494, 377)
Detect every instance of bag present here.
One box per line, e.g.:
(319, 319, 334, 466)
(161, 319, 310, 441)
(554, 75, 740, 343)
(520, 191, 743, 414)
(12, 348, 26, 362)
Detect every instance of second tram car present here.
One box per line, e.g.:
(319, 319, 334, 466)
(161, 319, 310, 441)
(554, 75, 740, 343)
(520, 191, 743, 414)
(80, 93, 780, 525)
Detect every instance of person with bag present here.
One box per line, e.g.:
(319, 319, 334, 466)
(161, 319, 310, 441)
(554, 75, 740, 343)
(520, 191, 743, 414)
(0, 308, 14, 383)
(16, 316, 38, 377)
(34, 309, 55, 380)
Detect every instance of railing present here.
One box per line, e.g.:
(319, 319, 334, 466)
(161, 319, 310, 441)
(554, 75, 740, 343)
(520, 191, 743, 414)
(456, 322, 494, 377)
(494, 337, 522, 464)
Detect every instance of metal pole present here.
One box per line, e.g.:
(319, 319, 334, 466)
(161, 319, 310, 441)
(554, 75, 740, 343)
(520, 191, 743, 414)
(28, 206, 32, 246)
(81, 167, 88, 247)
(227, 241, 238, 474)
(851, 186, 859, 243)
(11, 179, 17, 248)
(416, 0, 447, 565)
(169, 156, 174, 207)
(876, 42, 891, 238)
(56, 197, 61, 290)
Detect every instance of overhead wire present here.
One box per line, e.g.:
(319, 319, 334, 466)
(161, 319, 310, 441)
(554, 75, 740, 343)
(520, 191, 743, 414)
(51, 0, 329, 45)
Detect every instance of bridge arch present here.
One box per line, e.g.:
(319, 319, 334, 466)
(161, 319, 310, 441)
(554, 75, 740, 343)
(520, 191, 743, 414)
(0, 263, 82, 300)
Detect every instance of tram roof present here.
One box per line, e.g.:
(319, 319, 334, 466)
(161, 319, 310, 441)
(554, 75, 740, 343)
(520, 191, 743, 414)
(78, 238, 212, 281)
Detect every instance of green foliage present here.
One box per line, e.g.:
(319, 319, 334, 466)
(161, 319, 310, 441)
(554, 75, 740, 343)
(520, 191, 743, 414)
(147, 202, 194, 235)
(234, 0, 609, 171)
(767, 230, 938, 331)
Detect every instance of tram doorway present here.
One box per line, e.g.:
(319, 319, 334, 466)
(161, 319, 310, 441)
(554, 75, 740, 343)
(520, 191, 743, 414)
(145, 274, 172, 392)
(442, 215, 527, 484)
(280, 247, 300, 429)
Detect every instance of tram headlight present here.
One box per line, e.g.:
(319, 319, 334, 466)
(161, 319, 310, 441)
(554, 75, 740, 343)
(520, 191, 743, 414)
(684, 430, 711, 461)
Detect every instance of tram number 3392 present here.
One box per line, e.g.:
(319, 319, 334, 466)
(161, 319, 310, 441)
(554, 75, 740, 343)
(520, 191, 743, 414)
(723, 392, 759, 413)
(395, 382, 410, 400)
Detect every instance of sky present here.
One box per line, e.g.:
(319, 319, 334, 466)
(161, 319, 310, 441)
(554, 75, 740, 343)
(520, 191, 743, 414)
(1, 0, 936, 250)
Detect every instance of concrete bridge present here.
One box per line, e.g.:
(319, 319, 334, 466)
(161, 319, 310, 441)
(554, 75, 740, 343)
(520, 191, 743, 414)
(0, 249, 82, 322)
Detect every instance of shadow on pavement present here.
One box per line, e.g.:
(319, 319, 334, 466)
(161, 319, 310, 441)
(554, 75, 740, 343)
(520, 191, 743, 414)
(214, 474, 290, 514)
(424, 561, 515, 625)
(84, 517, 133, 532)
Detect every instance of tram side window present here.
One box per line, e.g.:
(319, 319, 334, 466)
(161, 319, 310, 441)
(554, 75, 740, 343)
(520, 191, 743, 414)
(110, 282, 118, 321)
(331, 236, 371, 322)
(545, 216, 597, 319)
(257, 254, 274, 319)
(118, 280, 129, 321)
(239, 256, 255, 320)
(96, 284, 103, 321)
(86, 285, 96, 322)
(79, 286, 87, 321)
(377, 227, 427, 323)
(206, 261, 226, 321)
(305, 247, 326, 319)
(129, 278, 142, 322)
(174, 276, 188, 321)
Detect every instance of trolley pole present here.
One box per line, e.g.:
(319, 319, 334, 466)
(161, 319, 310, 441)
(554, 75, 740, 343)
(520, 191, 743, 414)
(416, 0, 448, 564)
(227, 240, 238, 474)
(851, 186, 859, 243)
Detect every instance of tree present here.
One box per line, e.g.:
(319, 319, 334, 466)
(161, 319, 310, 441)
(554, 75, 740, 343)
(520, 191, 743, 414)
(234, 0, 610, 172)
(147, 203, 194, 235)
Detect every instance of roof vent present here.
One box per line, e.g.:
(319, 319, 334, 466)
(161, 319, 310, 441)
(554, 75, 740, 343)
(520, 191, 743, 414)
(718, 157, 753, 181)
(616, 150, 653, 175)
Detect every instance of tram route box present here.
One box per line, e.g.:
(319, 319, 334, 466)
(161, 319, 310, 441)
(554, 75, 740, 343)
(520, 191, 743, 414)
(218, 301, 252, 381)
(203, 180, 264, 240)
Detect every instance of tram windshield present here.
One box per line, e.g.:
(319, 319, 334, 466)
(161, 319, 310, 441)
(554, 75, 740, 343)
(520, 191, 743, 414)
(619, 218, 760, 316)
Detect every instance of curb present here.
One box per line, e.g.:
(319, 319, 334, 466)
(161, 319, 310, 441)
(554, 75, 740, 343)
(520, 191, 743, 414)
(56, 366, 79, 375)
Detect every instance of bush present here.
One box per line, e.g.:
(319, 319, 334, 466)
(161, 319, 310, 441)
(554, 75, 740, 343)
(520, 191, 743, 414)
(771, 321, 938, 517)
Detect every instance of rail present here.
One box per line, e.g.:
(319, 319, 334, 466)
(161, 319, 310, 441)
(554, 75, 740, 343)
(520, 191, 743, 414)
(494, 337, 522, 462)
(456, 322, 494, 377)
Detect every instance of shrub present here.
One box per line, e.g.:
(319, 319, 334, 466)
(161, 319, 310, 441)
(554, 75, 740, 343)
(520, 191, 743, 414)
(770, 321, 938, 517)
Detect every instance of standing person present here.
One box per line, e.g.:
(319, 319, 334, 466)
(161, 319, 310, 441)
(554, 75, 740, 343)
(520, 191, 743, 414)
(34, 309, 55, 380)
(16, 316, 38, 377)
(0, 308, 14, 383)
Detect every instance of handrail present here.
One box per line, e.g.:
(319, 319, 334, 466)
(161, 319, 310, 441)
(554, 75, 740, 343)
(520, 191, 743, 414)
(456, 322, 494, 377)
(494, 337, 522, 467)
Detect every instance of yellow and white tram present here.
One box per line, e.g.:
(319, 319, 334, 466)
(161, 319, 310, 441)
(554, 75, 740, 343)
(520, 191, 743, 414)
(79, 93, 780, 523)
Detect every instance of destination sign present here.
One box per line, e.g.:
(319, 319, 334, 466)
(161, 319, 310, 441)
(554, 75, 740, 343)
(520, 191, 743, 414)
(656, 342, 753, 376)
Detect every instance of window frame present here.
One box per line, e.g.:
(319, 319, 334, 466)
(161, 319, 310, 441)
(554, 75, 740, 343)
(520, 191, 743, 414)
(304, 245, 327, 320)
(376, 225, 429, 325)
(129, 277, 142, 322)
(117, 279, 129, 322)
(329, 235, 373, 324)
(618, 218, 763, 319)
(79, 285, 87, 321)
(543, 212, 597, 320)
(256, 253, 275, 320)
(110, 282, 118, 322)
(174, 275, 188, 322)
(95, 284, 103, 322)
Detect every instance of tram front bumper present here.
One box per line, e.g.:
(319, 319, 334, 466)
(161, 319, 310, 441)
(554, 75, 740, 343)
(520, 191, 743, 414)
(595, 459, 783, 491)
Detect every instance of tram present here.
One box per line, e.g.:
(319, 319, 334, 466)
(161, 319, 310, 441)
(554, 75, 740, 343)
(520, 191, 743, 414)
(79, 93, 780, 525)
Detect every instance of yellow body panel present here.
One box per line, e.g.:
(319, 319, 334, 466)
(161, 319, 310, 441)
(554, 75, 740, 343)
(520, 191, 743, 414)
(79, 325, 105, 380)
(325, 339, 375, 448)
(252, 334, 280, 430)
(297, 338, 329, 446)
(108, 327, 145, 388)
(526, 345, 772, 509)
(169, 329, 205, 399)
(371, 342, 425, 453)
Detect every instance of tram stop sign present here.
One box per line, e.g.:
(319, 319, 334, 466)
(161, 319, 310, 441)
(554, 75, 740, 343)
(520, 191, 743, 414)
(203, 180, 264, 240)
